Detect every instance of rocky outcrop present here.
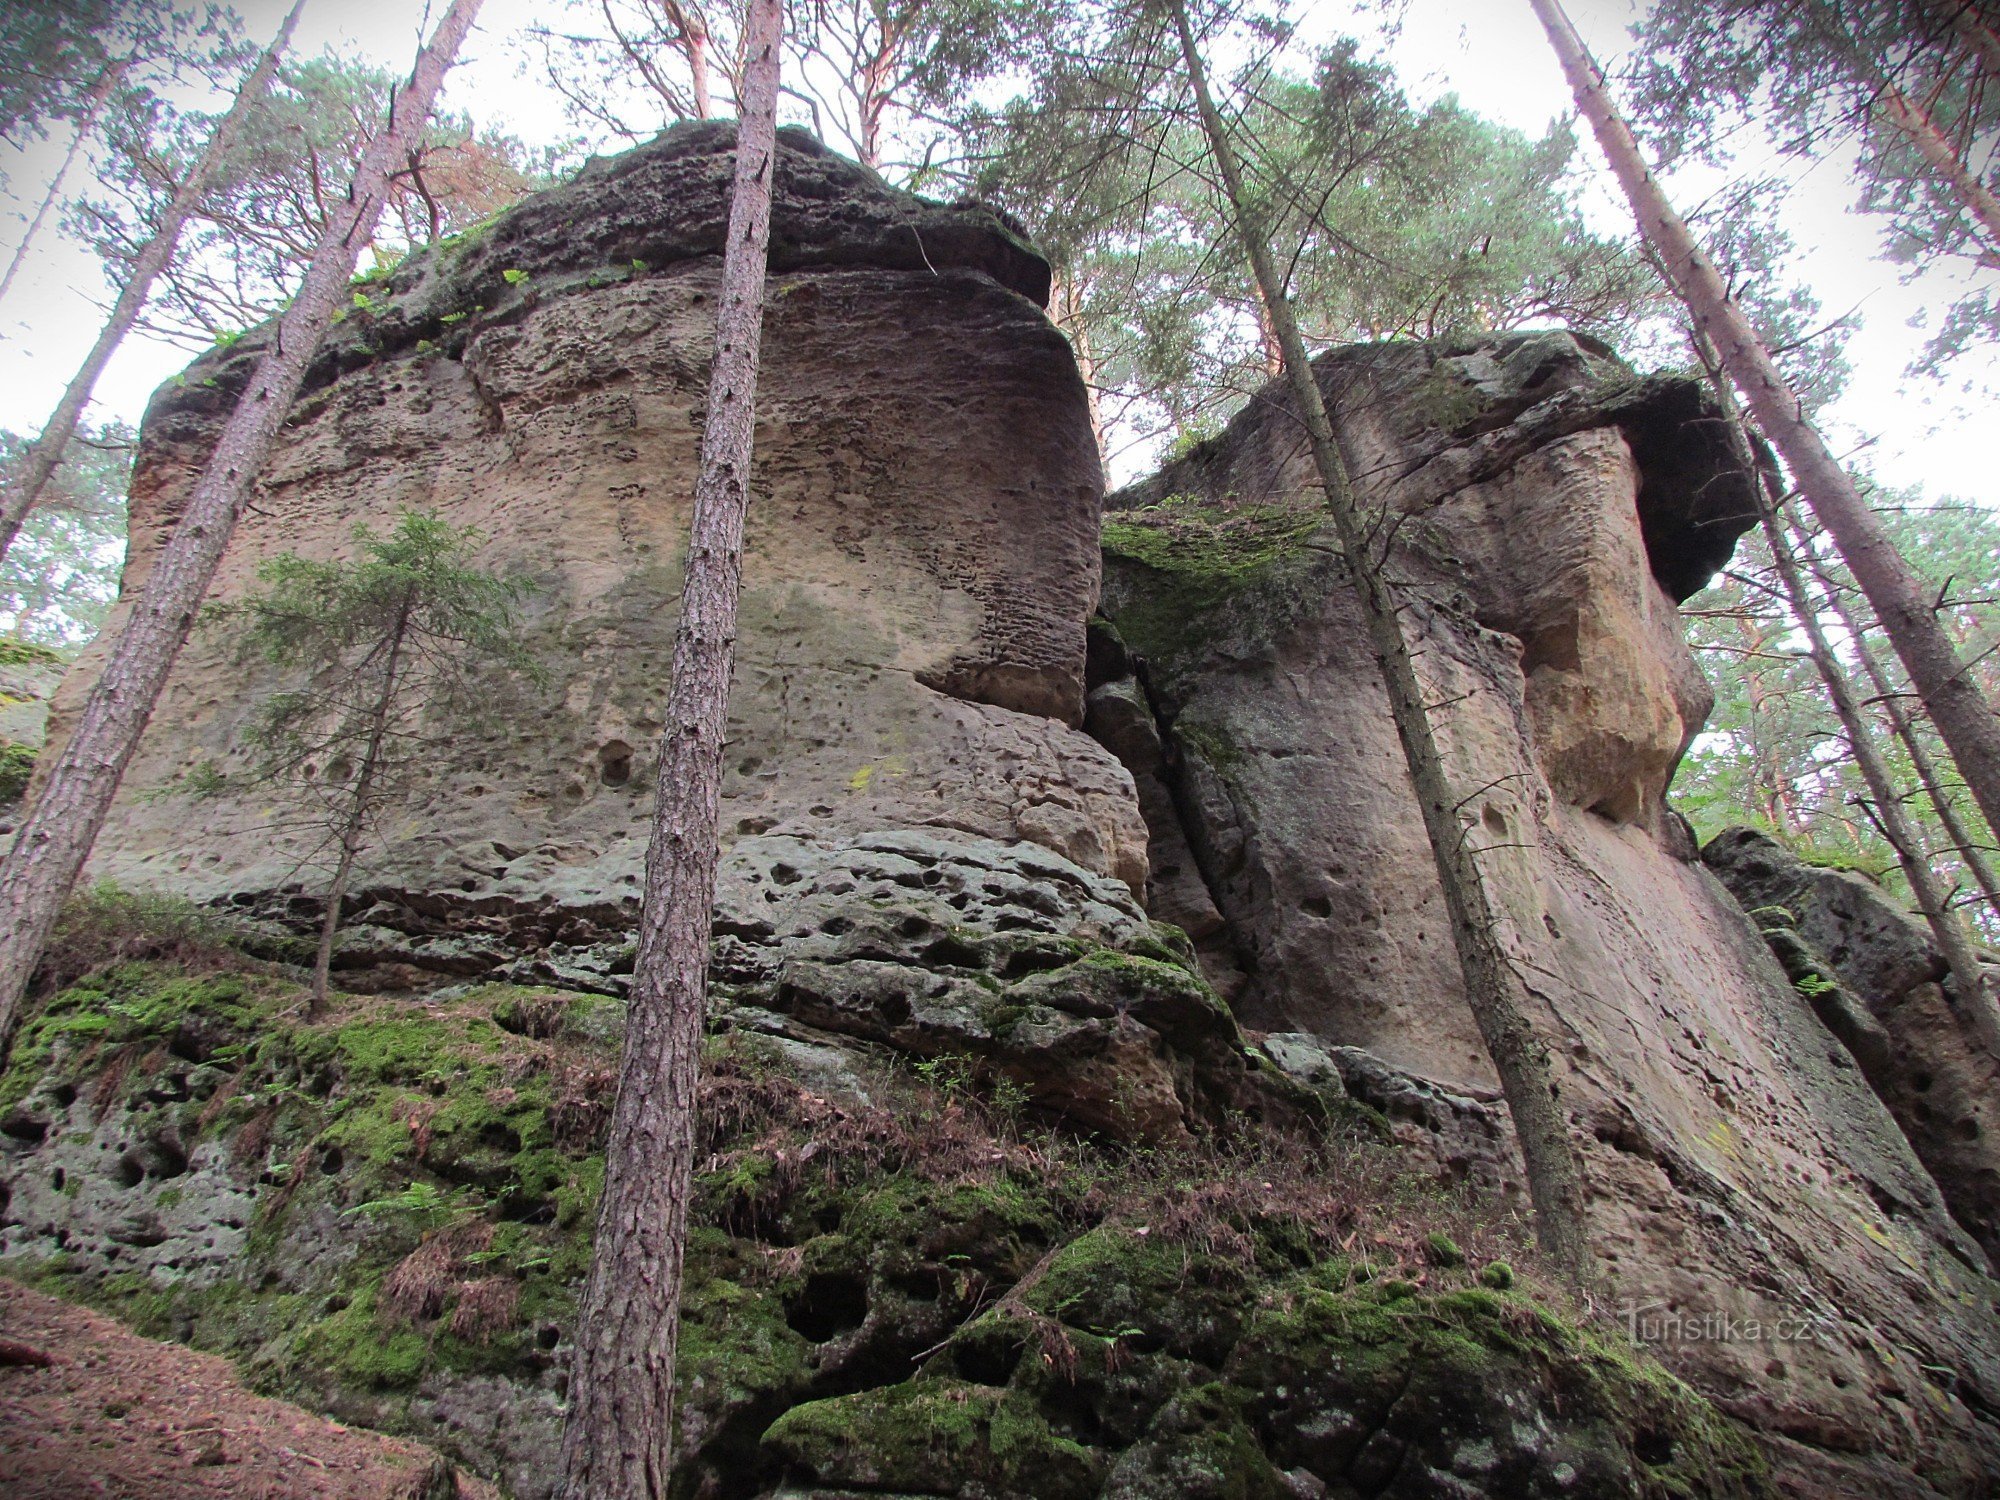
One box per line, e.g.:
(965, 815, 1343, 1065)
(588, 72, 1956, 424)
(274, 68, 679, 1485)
(45, 121, 1141, 961)
(1096, 332, 2000, 1493)
(0, 640, 63, 828)
(1706, 825, 2000, 1262)
(18, 120, 2000, 1495)
(0, 960, 1766, 1500)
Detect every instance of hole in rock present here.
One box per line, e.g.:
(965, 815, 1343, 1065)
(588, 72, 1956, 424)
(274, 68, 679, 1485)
(325, 757, 355, 784)
(771, 864, 803, 886)
(1303, 895, 1334, 919)
(112, 1153, 145, 1189)
(952, 1328, 1027, 1387)
(1633, 1426, 1674, 1466)
(784, 1272, 870, 1344)
(320, 1146, 345, 1176)
(598, 741, 633, 787)
(50, 1084, 75, 1107)
(922, 937, 985, 970)
(2, 1112, 47, 1144)
(49, 1168, 65, 1192)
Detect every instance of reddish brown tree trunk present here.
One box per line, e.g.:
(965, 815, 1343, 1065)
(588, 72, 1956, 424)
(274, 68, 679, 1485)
(554, 0, 783, 1492)
(1695, 336, 2000, 1052)
(1530, 0, 2000, 862)
(0, 0, 483, 1056)
(1168, 0, 1592, 1284)
(0, 3, 305, 568)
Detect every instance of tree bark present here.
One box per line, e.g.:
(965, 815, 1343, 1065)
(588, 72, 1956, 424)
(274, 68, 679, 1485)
(554, 1, 783, 1493)
(0, 56, 130, 310)
(1530, 0, 2000, 863)
(1811, 548, 2000, 923)
(1928, 0, 2000, 80)
(1696, 336, 2000, 1052)
(310, 598, 412, 1014)
(1165, 0, 1593, 1284)
(0, 5, 305, 569)
(1867, 61, 2000, 256)
(0, 0, 483, 1057)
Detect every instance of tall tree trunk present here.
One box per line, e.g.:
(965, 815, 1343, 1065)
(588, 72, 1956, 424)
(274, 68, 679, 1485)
(0, 3, 305, 569)
(1696, 332, 2000, 1049)
(0, 0, 483, 1057)
(1928, 0, 2000, 79)
(1165, 0, 1593, 1283)
(555, 1, 783, 1492)
(0, 56, 130, 308)
(1050, 273, 1107, 463)
(1735, 609, 1799, 835)
(1530, 0, 2000, 860)
(1864, 55, 2000, 253)
(1812, 548, 2000, 922)
(311, 600, 413, 1014)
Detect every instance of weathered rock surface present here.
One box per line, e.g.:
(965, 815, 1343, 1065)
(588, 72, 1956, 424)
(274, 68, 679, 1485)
(45, 121, 1141, 951)
(0, 962, 1766, 1500)
(1097, 332, 2000, 1492)
(18, 116, 2000, 1495)
(1706, 825, 2000, 1262)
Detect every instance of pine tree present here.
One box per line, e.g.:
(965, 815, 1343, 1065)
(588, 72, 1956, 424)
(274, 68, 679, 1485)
(1530, 0, 2000, 873)
(1161, 0, 1592, 1282)
(556, 0, 784, 1490)
(0, 0, 487, 1059)
(0, 1, 304, 569)
(201, 511, 539, 1012)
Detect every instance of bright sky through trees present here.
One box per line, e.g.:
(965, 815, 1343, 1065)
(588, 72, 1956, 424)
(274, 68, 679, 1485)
(0, 0, 1991, 502)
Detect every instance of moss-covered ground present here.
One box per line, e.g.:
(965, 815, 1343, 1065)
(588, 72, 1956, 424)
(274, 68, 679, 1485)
(0, 929, 1770, 1498)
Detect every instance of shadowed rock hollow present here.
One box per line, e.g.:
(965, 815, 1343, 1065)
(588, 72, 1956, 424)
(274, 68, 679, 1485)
(12, 125, 2000, 1499)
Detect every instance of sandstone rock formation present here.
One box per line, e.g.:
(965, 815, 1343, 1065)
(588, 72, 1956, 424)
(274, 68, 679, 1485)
(46, 121, 1142, 951)
(12, 123, 2000, 1498)
(1707, 824, 2000, 1263)
(1097, 332, 2000, 1494)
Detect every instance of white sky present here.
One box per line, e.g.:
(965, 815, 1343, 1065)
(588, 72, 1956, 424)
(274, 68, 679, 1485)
(0, 0, 1991, 509)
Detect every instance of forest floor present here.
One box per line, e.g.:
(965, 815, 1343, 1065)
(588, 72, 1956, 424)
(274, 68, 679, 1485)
(0, 1279, 493, 1499)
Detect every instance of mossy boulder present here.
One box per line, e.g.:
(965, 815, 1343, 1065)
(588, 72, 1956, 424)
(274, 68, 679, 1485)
(1, 957, 1769, 1499)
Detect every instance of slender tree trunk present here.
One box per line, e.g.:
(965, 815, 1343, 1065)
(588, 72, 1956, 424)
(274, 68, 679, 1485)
(1050, 274, 1107, 462)
(1165, 0, 1592, 1283)
(1735, 610, 1799, 835)
(556, 1, 783, 1492)
(1928, 0, 2000, 79)
(1812, 549, 2000, 922)
(1697, 343, 2000, 1051)
(1871, 67, 2000, 254)
(0, 0, 483, 1057)
(1530, 0, 2000, 858)
(0, 5, 305, 569)
(0, 56, 129, 309)
(311, 601, 412, 1013)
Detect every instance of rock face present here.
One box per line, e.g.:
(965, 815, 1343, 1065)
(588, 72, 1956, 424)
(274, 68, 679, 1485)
(46, 121, 1142, 951)
(1097, 333, 2000, 1493)
(18, 127, 2000, 1495)
(1705, 825, 2000, 1262)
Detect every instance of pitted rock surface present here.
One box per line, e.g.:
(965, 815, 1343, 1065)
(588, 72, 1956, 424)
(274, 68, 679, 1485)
(1706, 825, 2000, 1261)
(47, 128, 1137, 917)
(1095, 335, 2000, 1490)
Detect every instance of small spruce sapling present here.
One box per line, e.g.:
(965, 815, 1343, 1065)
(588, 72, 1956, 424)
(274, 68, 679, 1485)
(200, 509, 541, 1011)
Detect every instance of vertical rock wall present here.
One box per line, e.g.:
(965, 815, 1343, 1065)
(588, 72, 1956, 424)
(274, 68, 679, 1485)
(1096, 334, 2000, 1493)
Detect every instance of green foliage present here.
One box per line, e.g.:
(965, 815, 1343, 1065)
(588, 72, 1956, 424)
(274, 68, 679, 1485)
(69, 50, 561, 345)
(0, 422, 132, 646)
(969, 20, 1665, 461)
(344, 1181, 483, 1233)
(0, 741, 33, 804)
(1673, 495, 1999, 940)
